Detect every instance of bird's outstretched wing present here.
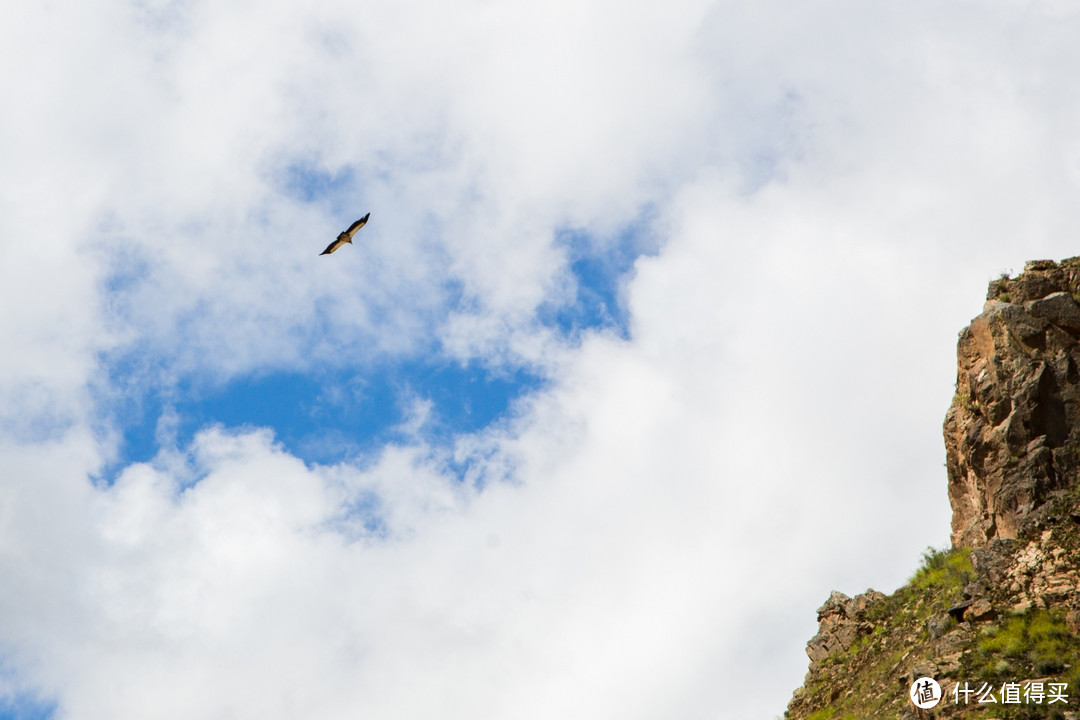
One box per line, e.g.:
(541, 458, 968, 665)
(319, 213, 371, 255)
(344, 213, 370, 238)
(320, 238, 347, 255)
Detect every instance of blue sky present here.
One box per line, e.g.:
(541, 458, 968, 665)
(110, 352, 546, 469)
(100, 215, 642, 475)
(0, 696, 54, 720)
(2, 1, 1080, 719)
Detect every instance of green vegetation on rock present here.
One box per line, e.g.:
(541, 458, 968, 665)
(908, 546, 974, 596)
(785, 547, 977, 719)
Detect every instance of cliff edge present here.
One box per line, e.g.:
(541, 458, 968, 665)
(786, 258, 1080, 720)
(947, 259, 1080, 549)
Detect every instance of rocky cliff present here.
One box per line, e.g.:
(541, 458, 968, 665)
(785, 258, 1080, 720)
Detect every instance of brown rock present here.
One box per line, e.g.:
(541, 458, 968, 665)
(846, 589, 886, 618)
(1066, 608, 1080, 635)
(970, 538, 1020, 583)
(945, 258, 1080, 548)
(816, 590, 851, 620)
(963, 598, 996, 622)
(927, 614, 951, 638)
(1027, 292, 1080, 334)
(804, 590, 881, 669)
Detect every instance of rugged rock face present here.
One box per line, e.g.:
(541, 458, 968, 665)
(946, 258, 1080, 548)
(786, 259, 1080, 720)
(805, 590, 887, 670)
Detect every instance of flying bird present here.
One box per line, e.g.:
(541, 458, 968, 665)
(320, 213, 370, 255)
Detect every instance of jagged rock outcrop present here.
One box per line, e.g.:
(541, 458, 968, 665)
(786, 259, 1080, 720)
(946, 258, 1080, 548)
(805, 590, 886, 669)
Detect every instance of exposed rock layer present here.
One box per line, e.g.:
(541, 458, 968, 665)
(946, 258, 1080, 548)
